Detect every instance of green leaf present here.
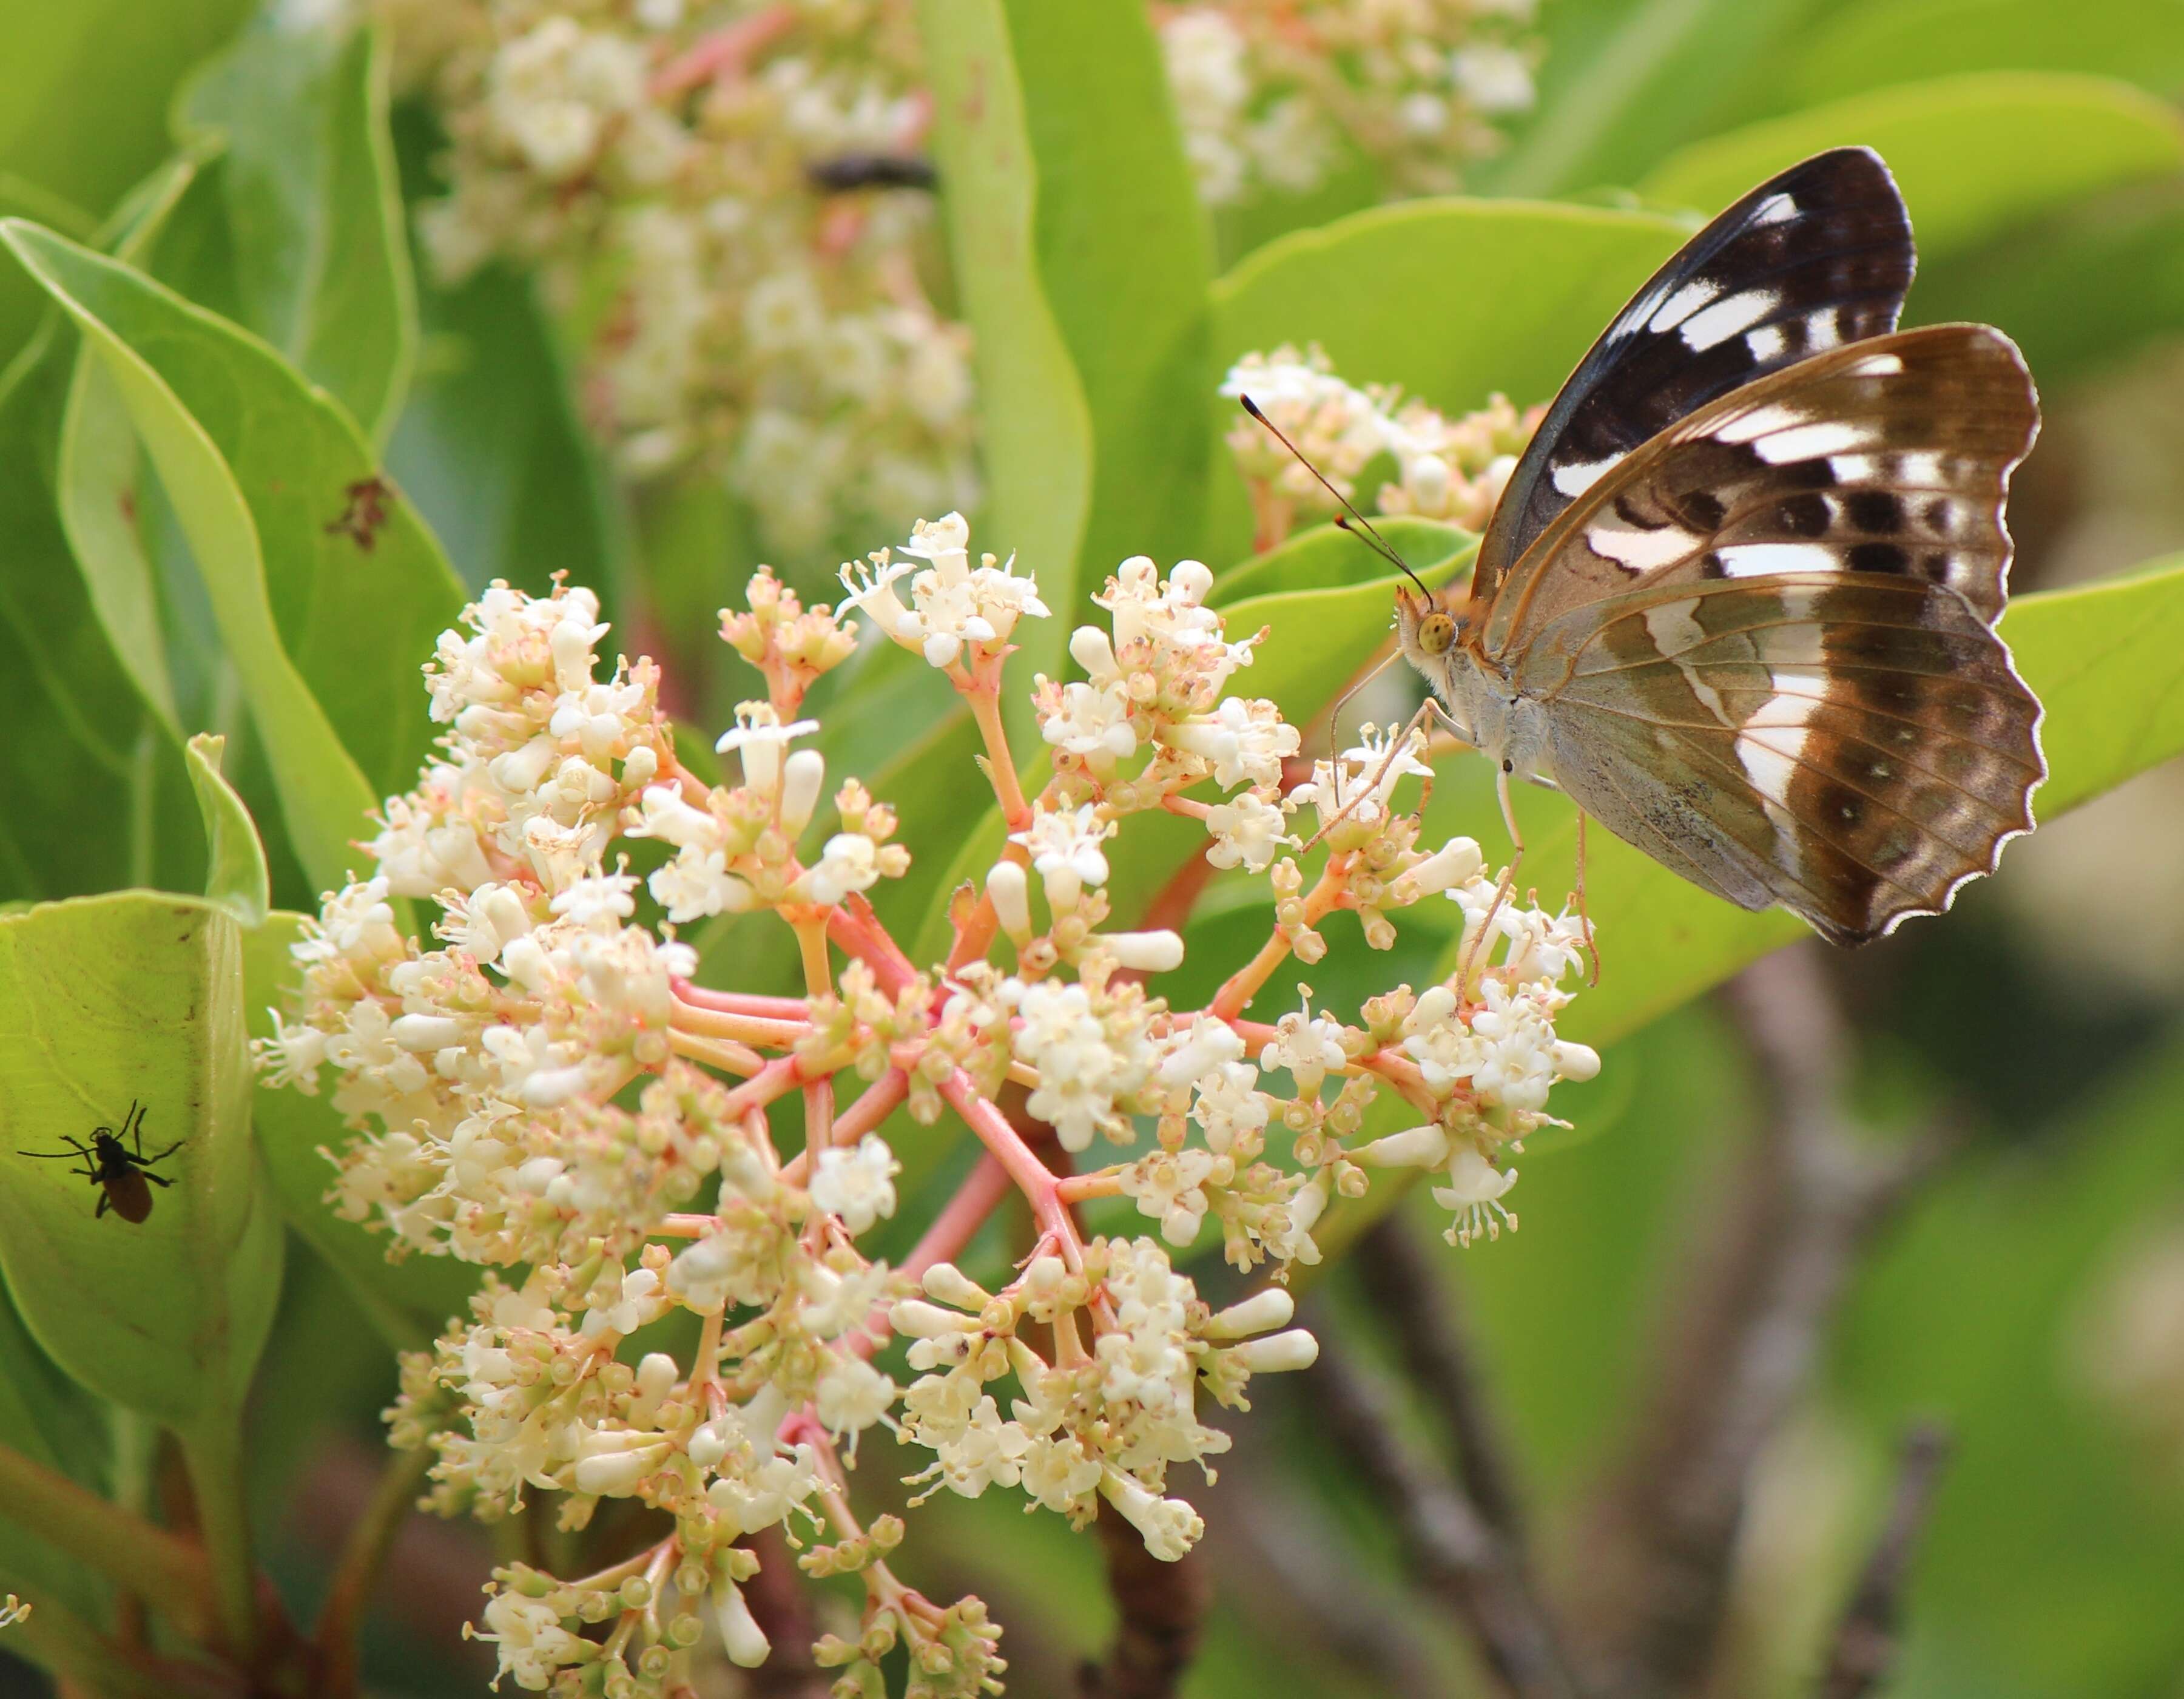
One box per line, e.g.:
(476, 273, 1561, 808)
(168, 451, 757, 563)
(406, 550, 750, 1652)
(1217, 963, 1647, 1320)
(1913, 178, 2184, 390)
(1480, 0, 1821, 198)
(4, 218, 467, 891)
(1779, 0, 2184, 111)
(0, 892, 282, 1431)
(1005, 0, 1215, 580)
(1637, 73, 2184, 262)
(0, 323, 202, 905)
(0, 0, 255, 365)
(914, 0, 1094, 752)
(388, 261, 629, 597)
(184, 734, 268, 930)
(242, 914, 476, 1348)
(177, 19, 418, 444)
(1205, 200, 1688, 565)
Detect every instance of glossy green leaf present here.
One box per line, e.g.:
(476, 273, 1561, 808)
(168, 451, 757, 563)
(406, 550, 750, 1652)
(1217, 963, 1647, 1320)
(1913, 179, 2184, 390)
(178, 19, 417, 444)
(242, 914, 476, 1348)
(1205, 200, 1687, 566)
(4, 218, 467, 891)
(185, 734, 268, 931)
(0, 891, 282, 1431)
(0, 0, 255, 366)
(1637, 73, 2184, 262)
(0, 323, 201, 905)
(915, 0, 1094, 753)
(1006, 0, 1214, 581)
(1481, 0, 1819, 198)
(389, 260, 628, 596)
(1781, 0, 2184, 111)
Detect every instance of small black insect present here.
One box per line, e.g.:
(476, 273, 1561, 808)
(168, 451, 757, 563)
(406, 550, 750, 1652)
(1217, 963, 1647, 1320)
(17, 1101, 179, 1223)
(325, 476, 394, 552)
(806, 153, 937, 193)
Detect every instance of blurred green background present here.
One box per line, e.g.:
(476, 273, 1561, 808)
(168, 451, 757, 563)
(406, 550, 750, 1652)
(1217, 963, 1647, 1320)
(4, 1, 2184, 1695)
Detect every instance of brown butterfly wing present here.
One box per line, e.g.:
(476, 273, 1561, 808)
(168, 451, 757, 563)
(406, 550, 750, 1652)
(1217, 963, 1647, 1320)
(1485, 325, 2041, 944)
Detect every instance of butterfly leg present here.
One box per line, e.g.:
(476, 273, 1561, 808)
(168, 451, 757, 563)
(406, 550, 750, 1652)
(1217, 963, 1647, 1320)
(1299, 700, 1437, 855)
(1575, 808, 1601, 988)
(1455, 763, 1527, 994)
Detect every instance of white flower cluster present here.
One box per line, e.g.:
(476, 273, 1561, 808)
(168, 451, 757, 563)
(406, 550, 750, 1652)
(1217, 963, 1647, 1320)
(1160, 0, 1543, 205)
(1222, 343, 1546, 546)
(263, 508, 1608, 1696)
(893, 1243, 1316, 1561)
(382, 0, 976, 556)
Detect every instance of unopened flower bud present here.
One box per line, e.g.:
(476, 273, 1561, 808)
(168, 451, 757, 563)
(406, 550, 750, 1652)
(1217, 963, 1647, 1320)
(1206, 1286, 1295, 1339)
(1229, 1328, 1319, 1373)
(779, 749, 826, 835)
(986, 861, 1032, 942)
(1101, 930, 1184, 973)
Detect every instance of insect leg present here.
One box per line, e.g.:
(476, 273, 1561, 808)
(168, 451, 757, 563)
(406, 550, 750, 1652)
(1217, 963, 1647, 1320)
(143, 1142, 184, 1165)
(95, 1192, 110, 1218)
(143, 1172, 174, 1189)
(126, 1100, 146, 1157)
(1299, 701, 1437, 855)
(1575, 808, 1600, 987)
(1456, 763, 1526, 993)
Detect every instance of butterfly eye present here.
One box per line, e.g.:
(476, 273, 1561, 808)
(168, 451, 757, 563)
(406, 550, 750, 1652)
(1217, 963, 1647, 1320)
(1418, 613, 1456, 655)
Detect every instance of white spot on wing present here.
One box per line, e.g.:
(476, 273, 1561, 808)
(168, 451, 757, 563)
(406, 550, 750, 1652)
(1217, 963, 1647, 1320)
(1829, 453, 1878, 483)
(1648, 279, 1721, 334)
(1717, 543, 1844, 578)
(1897, 450, 1944, 484)
(1845, 353, 1904, 377)
(1551, 452, 1624, 498)
(1747, 323, 1788, 362)
(1589, 522, 1699, 573)
(1750, 192, 1798, 227)
(1682, 289, 1782, 352)
(1804, 309, 1843, 351)
(1737, 674, 1826, 812)
(1712, 404, 1807, 445)
(1754, 421, 1876, 464)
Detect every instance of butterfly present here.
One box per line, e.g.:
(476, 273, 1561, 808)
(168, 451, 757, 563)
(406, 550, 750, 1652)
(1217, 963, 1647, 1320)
(1368, 147, 2040, 947)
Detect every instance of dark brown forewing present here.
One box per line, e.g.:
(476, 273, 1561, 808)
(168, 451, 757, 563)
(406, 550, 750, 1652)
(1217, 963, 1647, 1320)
(1479, 324, 2038, 655)
(1522, 573, 2043, 944)
(1472, 147, 1913, 610)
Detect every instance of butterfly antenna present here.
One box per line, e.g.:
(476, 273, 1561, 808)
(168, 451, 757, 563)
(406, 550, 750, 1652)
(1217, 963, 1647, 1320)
(1237, 394, 1432, 598)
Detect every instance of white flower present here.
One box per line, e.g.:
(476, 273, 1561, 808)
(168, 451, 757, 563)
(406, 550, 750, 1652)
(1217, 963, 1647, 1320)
(1190, 1061, 1269, 1155)
(476, 1590, 587, 1689)
(809, 1134, 900, 1235)
(1042, 678, 1139, 762)
(1005, 979, 1156, 1153)
(1100, 1468, 1204, 1562)
(1119, 1147, 1221, 1247)
(1434, 1145, 1519, 1247)
(815, 1355, 898, 1436)
(1010, 803, 1114, 911)
(1258, 991, 1349, 1097)
(804, 833, 881, 905)
(1292, 723, 1432, 835)
(1165, 697, 1299, 790)
(715, 702, 819, 795)
(1154, 1014, 1246, 1092)
(1202, 790, 1293, 873)
(838, 513, 1048, 669)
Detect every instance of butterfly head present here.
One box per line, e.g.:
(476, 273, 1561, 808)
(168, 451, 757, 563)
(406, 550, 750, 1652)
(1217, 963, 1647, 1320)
(1393, 581, 1471, 680)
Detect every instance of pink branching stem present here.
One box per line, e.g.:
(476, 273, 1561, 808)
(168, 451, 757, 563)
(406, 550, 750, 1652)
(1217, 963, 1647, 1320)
(670, 981, 811, 1022)
(647, 4, 795, 99)
(835, 1069, 909, 1144)
(672, 1000, 810, 1050)
(804, 1076, 836, 1155)
(721, 1052, 820, 1121)
(937, 1071, 1076, 1266)
(827, 896, 922, 1000)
